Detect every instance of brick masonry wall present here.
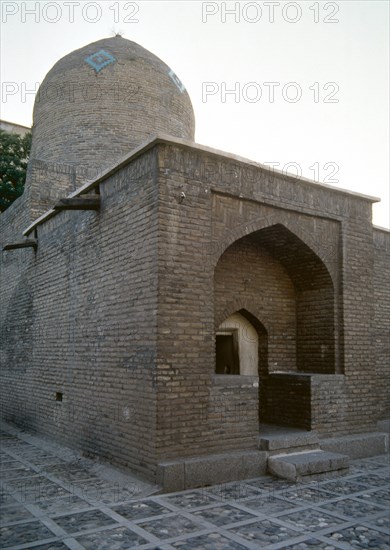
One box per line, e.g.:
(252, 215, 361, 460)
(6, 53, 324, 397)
(0, 194, 34, 390)
(260, 374, 312, 429)
(340, 216, 378, 434)
(372, 228, 390, 422)
(260, 373, 348, 432)
(1, 150, 160, 479)
(311, 374, 347, 436)
(24, 158, 78, 222)
(155, 145, 213, 460)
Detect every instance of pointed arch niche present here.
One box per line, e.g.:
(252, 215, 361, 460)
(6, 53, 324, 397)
(213, 223, 341, 428)
(214, 223, 338, 376)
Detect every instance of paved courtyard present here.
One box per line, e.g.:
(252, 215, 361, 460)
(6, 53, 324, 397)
(0, 423, 389, 549)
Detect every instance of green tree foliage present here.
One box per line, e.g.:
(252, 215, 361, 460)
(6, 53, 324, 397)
(0, 129, 32, 212)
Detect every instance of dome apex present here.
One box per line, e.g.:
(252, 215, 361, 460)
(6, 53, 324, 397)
(29, 36, 195, 184)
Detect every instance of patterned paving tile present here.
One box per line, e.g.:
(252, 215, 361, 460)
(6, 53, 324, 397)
(0, 456, 17, 463)
(160, 490, 219, 509)
(275, 508, 347, 532)
(319, 480, 370, 496)
(4, 474, 54, 489)
(280, 485, 336, 503)
(363, 468, 389, 478)
(242, 494, 298, 514)
(3, 471, 42, 484)
(228, 518, 301, 546)
(28, 543, 68, 549)
(45, 463, 99, 482)
(204, 481, 263, 501)
(362, 455, 385, 461)
(356, 488, 390, 505)
(366, 515, 390, 531)
(113, 499, 172, 520)
(0, 467, 37, 480)
(325, 525, 390, 548)
(171, 531, 249, 548)
(193, 503, 258, 526)
(352, 473, 390, 486)
(12, 451, 65, 466)
(72, 479, 139, 504)
(52, 509, 117, 534)
(1, 426, 389, 550)
(15, 449, 59, 457)
(1, 442, 32, 452)
(350, 461, 389, 473)
(35, 484, 73, 502)
(364, 455, 390, 466)
(0, 520, 56, 547)
(75, 525, 149, 549)
(0, 490, 18, 506)
(138, 513, 203, 540)
(0, 430, 17, 439)
(282, 540, 341, 549)
(0, 460, 25, 469)
(21, 454, 66, 467)
(0, 504, 34, 524)
(30, 458, 67, 467)
(6, 477, 71, 502)
(319, 497, 387, 518)
(246, 477, 297, 492)
(35, 495, 92, 516)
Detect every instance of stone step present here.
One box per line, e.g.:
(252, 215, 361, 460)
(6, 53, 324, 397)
(265, 443, 320, 456)
(268, 450, 349, 482)
(259, 428, 320, 455)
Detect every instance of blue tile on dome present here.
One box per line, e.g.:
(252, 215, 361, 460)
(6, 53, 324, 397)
(84, 50, 116, 73)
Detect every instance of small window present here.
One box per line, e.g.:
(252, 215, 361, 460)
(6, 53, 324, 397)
(216, 330, 239, 374)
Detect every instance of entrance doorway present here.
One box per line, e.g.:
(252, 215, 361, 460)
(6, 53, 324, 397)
(215, 331, 239, 374)
(215, 311, 260, 376)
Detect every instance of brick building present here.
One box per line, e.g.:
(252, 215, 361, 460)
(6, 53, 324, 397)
(1, 37, 389, 489)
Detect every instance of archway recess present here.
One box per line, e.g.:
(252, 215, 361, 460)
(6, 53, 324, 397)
(214, 223, 337, 375)
(214, 223, 339, 428)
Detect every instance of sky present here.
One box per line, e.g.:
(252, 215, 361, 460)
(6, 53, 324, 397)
(1, 0, 389, 228)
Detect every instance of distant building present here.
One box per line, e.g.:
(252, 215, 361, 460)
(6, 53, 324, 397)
(0, 120, 30, 137)
(1, 37, 389, 490)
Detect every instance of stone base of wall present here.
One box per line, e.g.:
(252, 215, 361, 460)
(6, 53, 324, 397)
(320, 431, 389, 459)
(157, 450, 268, 492)
(157, 428, 389, 492)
